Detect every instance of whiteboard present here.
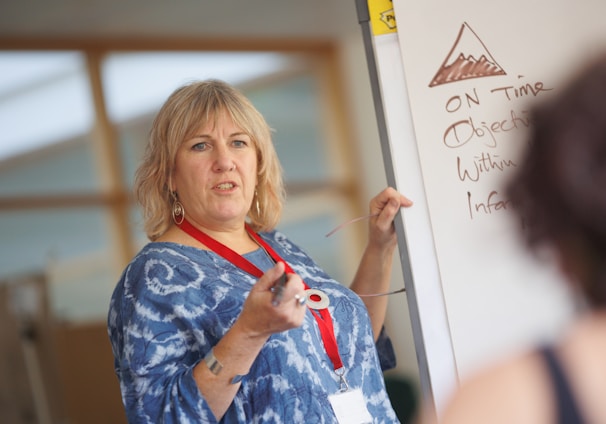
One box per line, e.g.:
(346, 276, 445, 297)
(358, 0, 606, 416)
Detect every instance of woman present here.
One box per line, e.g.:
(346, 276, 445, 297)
(108, 79, 412, 423)
(421, 54, 606, 424)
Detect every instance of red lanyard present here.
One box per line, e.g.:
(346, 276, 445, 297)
(178, 219, 344, 371)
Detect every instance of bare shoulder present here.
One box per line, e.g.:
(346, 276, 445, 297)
(437, 351, 552, 424)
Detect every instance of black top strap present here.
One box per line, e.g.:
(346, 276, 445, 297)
(540, 345, 586, 424)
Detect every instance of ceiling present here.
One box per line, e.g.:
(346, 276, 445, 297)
(0, 0, 363, 44)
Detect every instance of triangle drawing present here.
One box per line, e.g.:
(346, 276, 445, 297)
(429, 22, 506, 87)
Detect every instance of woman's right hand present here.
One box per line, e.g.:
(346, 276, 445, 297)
(194, 261, 307, 420)
(236, 261, 307, 339)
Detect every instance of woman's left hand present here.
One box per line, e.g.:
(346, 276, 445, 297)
(350, 187, 412, 339)
(367, 187, 413, 250)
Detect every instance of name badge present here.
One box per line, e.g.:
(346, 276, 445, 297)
(328, 388, 373, 424)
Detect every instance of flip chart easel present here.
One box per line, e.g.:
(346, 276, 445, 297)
(356, 0, 606, 418)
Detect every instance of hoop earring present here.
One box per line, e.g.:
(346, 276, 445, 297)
(171, 193, 185, 225)
(254, 190, 261, 216)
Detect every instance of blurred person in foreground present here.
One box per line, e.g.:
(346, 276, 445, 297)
(421, 54, 606, 424)
(107, 79, 412, 423)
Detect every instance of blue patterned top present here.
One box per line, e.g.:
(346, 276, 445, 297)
(108, 230, 399, 423)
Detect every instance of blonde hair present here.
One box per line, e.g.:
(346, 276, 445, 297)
(134, 80, 285, 240)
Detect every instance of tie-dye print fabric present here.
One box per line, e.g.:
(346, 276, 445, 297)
(108, 230, 400, 423)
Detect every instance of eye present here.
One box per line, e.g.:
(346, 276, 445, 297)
(192, 141, 210, 151)
(232, 139, 249, 148)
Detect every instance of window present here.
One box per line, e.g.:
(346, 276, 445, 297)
(0, 49, 362, 322)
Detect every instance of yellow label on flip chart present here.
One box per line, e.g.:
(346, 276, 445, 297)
(368, 0, 397, 35)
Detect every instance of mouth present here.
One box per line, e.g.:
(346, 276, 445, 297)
(214, 182, 236, 191)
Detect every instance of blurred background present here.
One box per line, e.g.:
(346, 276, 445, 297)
(0, 1, 420, 422)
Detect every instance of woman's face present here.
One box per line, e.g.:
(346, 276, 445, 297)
(171, 111, 258, 231)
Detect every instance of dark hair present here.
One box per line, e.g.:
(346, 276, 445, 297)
(506, 54, 606, 308)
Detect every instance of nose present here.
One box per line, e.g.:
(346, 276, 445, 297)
(212, 146, 235, 172)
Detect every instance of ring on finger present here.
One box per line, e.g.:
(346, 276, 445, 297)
(294, 293, 307, 306)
